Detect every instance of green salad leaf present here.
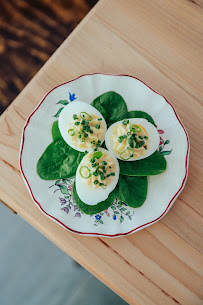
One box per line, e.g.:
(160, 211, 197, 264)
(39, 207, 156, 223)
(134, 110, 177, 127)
(37, 138, 84, 180)
(127, 110, 156, 126)
(119, 151, 166, 176)
(52, 121, 62, 141)
(91, 91, 128, 127)
(117, 176, 148, 208)
(73, 183, 115, 215)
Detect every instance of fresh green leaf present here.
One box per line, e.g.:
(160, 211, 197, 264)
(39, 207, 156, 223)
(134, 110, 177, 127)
(91, 91, 128, 127)
(54, 107, 64, 118)
(57, 100, 69, 106)
(161, 150, 172, 156)
(112, 186, 123, 201)
(73, 183, 114, 215)
(37, 138, 84, 180)
(119, 151, 166, 176)
(52, 121, 62, 141)
(118, 175, 148, 208)
(127, 111, 156, 126)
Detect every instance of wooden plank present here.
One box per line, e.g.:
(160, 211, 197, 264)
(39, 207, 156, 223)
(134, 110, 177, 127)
(0, 0, 202, 304)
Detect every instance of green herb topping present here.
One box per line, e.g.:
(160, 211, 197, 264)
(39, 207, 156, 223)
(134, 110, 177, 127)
(79, 166, 91, 179)
(68, 129, 75, 136)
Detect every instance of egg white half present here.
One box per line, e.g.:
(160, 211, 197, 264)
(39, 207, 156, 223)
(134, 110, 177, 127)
(105, 118, 160, 161)
(76, 148, 119, 205)
(58, 101, 107, 152)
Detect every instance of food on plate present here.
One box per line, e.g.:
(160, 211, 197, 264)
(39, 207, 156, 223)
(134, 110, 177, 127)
(105, 118, 159, 161)
(59, 101, 107, 152)
(37, 90, 168, 215)
(75, 148, 119, 205)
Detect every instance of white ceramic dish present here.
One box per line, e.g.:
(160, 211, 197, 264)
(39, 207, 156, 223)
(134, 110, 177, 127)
(20, 73, 189, 237)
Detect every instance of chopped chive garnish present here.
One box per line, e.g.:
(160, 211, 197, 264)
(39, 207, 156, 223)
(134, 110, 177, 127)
(82, 126, 86, 130)
(90, 158, 96, 163)
(102, 166, 105, 170)
(86, 126, 90, 132)
(102, 161, 107, 165)
(68, 129, 75, 136)
(79, 166, 91, 179)
(139, 136, 143, 139)
(89, 129, 93, 134)
(94, 148, 98, 151)
(75, 122, 80, 126)
(144, 146, 147, 150)
(80, 112, 92, 121)
(109, 166, 111, 169)
(110, 172, 115, 176)
(78, 135, 81, 139)
(93, 151, 103, 159)
(80, 138, 85, 142)
(123, 135, 127, 139)
(135, 142, 139, 149)
(127, 132, 131, 136)
(103, 169, 106, 173)
(91, 141, 96, 144)
(144, 136, 148, 139)
(94, 180, 98, 185)
(98, 118, 102, 121)
(73, 114, 78, 120)
(129, 142, 134, 148)
(84, 150, 88, 155)
(93, 172, 99, 176)
(120, 147, 134, 160)
(129, 124, 141, 132)
(102, 184, 107, 189)
(84, 134, 88, 138)
(81, 119, 86, 125)
(100, 173, 105, 180)
(95, 124, 100, 129)
(122, 119, 129, 125)
(118, 137, 123, 143)
(106, 174, 111, 178)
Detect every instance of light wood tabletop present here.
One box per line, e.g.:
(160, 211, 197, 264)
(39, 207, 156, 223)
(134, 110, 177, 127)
(0, 0, 202, 304)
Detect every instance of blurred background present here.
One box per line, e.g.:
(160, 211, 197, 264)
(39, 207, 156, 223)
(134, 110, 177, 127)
(0, 1, 127, 304)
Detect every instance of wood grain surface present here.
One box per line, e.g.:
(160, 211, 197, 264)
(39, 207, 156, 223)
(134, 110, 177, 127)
(0, 0, 97, 114)
(0, 0, 203, 304)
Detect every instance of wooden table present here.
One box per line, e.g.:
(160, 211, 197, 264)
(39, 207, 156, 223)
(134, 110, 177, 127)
(0, 0, 202, 304)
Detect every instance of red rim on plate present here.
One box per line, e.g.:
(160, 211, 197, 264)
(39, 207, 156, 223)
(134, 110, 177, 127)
(19, 73, 190, 237)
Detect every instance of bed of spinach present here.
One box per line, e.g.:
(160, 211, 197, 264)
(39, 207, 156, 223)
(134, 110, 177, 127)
(36, 91, 167, 212)
(73, 183, 115, 215)
(119, 151, 166, 176)
(116, 176, 148, 208)
(37, 121, 83, 180)
(91, 91, 128, 127)
(127, 110, 156, 126)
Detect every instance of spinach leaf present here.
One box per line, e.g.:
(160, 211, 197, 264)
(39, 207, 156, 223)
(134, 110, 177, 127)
(73, 183, 115, 215)
(91, 91, 128, 127)
(118, 175, 148, 208)
(37, 138, 84, 180)
(52, 121, 62, 141)
(127, 111, 156, 126)
(119, 150, 166, 176)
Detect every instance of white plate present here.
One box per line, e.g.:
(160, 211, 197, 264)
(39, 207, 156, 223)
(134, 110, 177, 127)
(19, 73, 189, 237)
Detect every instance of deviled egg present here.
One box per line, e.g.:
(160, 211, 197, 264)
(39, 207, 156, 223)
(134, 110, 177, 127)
(76, 148, 119, 205)
(59, 101, 107, 152)
(105, 118, 159, 161)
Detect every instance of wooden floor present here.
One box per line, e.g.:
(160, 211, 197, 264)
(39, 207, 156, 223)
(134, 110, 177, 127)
(0, 0, 97, 114)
